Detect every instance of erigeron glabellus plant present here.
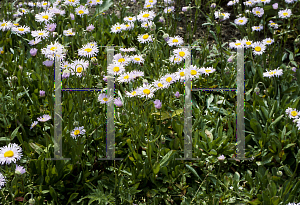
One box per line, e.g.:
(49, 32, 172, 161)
(0, 0, 300, 204)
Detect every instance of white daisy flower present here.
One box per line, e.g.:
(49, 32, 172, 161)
(0, 143, 23, 165)
(31, 29, 49, 39)
(173, 48, 190, 59)
(167, 36, 184, 47)
(63, 28, 75, 36)
(186, 65, 202, 80)
(243, 39, 253, 48)
(234, 17, 248, 25)
(244, 0, 255, 6)
(11, 26, 30, 35)
(278, 9, 292, 18)
(285, 0, 296, 4)
(199, 67, 216, 76)
(71, 126, 86, 139)
(15, 165, 26, 175)
(260, 0, 271, 4)
(29, 38, 42, 46)
(286, 108, 300, 119)
(122, 22, 134, 31)
(164, 0, 174, 4)
(125, 89, 139, 97)
(252, 25, 263, 31)
(111, 23, 124, 33)
(251, 42, 266, 55)
(130, 55, 145, 65)
(130, 70, 144, 79)
(0, 20, 12, 31)
(164, 6, 175, 13)
(144, 4, 154, 9)
(37, 114, 51, 122)
(160, 73, 179, 86)
(141, 21, 154, 29)
(136, 85, 157, 99)
(169, 55, 184, 64)
(61, 60, 71, 70)
(146, 0, 157, 5)
(124, 16, 137, 23)
(0, 47, 4, 55)
(152, 79, 170, 90)
(229, 39, 245, 49)
(137, 10, 156, 22)
(137, 33, 153, 44)
(41, 41, 66, 60)
(71, 59, 89, 77)
(268, 21, 278, 29)
(75, 5, 89, 17)
(214, 11, 230, 21)
(252, 7, 264, 17)
(120, 47, 136, 52)
(263, 68, 283, 78)
(64, 0, 80, 6)
(107, 63, 125, 76)
(78, 43, 99, 58)
(40, 1, 50, 9)
(35, 11, 55, 23)
(176, 67, 186, 82)
(263, 38, 274, 45)
(30, 121, 38, 130)
(113, 53, 131, 65)
(98, 93, 113, 104)
(117, 72, 135, 83)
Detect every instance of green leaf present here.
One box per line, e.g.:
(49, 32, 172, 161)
(67, 193, 79, 205)
(159, 150, 176, 167)
(250, 118, 262, 134)
(29, 142, 44, 155)
(151, 111, 171, 120)
(153, 162, 160, 175)
(270, 114, 284, 128)
(172, 108, 183, 117)
(49, 186, 58, 202)
(283, 165, 293, 177)
(283, 143, 296, 150)
(11, 125, 21, 141)
(185, 164, 201, 180)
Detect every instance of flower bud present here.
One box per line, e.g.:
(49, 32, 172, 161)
(29, 198, 35, 205)
(3, 69, 8, 75)
(211, 3, 216, 8)
(12, 76, 18, 82)
(272, 3, 278, 9)
(150, 23, 156, 31)
(277, 171, 282, 176)
(254, 87, 260, 93)
(158, 16, 165, 23)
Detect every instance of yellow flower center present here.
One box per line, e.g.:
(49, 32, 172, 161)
(144, 24, 148, 27)
(180, 72, 185, 76)
(43, 15, 49, 19)
(78, 10, 84, 14)
(256, 27, 259, 29)
(143, 14, 150, 18)
(50, 46, 57, 51)
(69, 0, 75, 2)
(168, 9, 172, 12)
(113, 67, 120, 72)
(266, 40, 271, 43)
(206, 70, 211, 73)
(291, 111, 298, 116)
(191, 70, 197, 75)
(173, 39, 178, 43)
(143, 34, 149, 39)
(255, 46, 261, 52)
(14, 23, 19, 26)
(1, 23, 7, 26)
(22, 10, 25, 12)
(143, 89, 150, 94)
(84, 48, 92, 52)
(43, 2, 47, 5)
(283, 12, 288, 16)
(166, 77, 172, 82)
(134, 57, 140, 61)
(116, 26, 121, 30)
(246, 41, 251, 45)
(103, 97, 108, 101)
(149, 0, 153, 2)
(124, 75, 129, 79)
(90, 44, 94, 46)
(235, 43, 241, 46)
(74, 130, 80, 135)
(38, 33, 44, 35)
(179, 51, 185, 57)
(221, 13, 225, 16)
(271, 23, 275, 25)
(269, 71, 275, 75)
(238, 20, 243, 23)
(96, 0, 100, 2)
(126, 24, 129, 27)
(146, 5, 151, 7)
(4, 150, 14, 158)
(18, 28, 24, 31)
(256, 11, 260, 14)
(0, 51, 4, 54)
(129, 17, 133, 20)
(158, 83, 163, 87)
(77, 67, 83, 73)
(174, 57, 180, 61)
(118, 58, 125, 62)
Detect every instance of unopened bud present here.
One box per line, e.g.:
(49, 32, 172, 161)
(277, 171, 282, 176)
(29, 198, 35, 205)
(3, 69, 8, 75)
(254, 87, 260, 93)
